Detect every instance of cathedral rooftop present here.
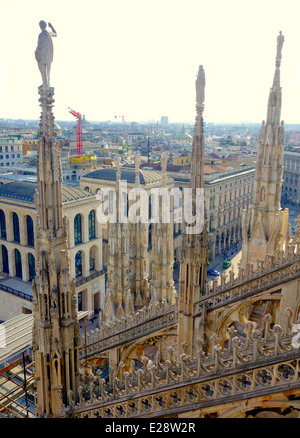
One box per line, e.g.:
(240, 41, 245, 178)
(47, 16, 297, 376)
(82, 167, 163, 185)
(0, 181, 94, 204)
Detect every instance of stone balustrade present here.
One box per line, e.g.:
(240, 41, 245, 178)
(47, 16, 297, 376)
(60, 310, 300, 418)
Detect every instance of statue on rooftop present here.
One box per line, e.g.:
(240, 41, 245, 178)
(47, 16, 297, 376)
(35, 20, 57, 88)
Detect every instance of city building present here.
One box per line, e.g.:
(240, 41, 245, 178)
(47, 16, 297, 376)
(0, 136, 22, 167)
(282, 151, 300, 205)
(171, 155, 191, 166)
(0, 181, 105, 322)
(160, 116, 168, 129)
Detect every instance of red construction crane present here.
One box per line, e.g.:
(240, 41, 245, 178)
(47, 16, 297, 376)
(68, 107, 83, 157)
(115, 115, 126, 144)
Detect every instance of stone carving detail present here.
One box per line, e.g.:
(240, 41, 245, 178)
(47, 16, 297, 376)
(64, 313, 300, 418)
(80, 301, 178, 358)
(196, 243, 300, 315)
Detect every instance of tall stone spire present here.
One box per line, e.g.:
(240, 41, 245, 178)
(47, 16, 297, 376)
(104, 157, 134, 321)
(129, 152, 149, 309)
(149, 152, 177, 305)
(242, 32, 288, 268)
(32, 22, 80, 417)
(178, 65, 208, 358)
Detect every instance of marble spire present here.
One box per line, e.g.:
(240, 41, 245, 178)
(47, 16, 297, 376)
(242, 31, 288, 269)
(32, 22, 80, 417)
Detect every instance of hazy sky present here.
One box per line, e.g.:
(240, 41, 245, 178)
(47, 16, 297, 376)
(1, 0, 300, 124)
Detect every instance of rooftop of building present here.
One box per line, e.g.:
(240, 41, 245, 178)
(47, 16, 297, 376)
(0, 313, 33, 364)
(82, 166, 164, 185)
(0, 181, 94, 204)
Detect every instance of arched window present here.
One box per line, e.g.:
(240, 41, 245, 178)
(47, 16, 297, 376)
(0, 210, 6, 240)
(2, 246, 8, 274)
(15, 249, 22, 279)
(75, 251, 82, 278)
(28, 253, 36, 281)
(74, 214, 82, 245)
(88, 210, 96, 240)
(13, 212, 20, 243)
(27, 216, 34, 247)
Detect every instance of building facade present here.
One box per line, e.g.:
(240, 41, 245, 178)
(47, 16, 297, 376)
(282, 151, 300, 205)
(0, 136, 22, 167)
(0, 181, 105, 321)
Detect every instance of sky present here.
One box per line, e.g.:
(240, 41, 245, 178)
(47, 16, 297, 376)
(1, 0, 300, 124)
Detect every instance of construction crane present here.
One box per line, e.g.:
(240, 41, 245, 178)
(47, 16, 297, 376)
(68, 107, 83, 157)
(114, 115, 126, 144)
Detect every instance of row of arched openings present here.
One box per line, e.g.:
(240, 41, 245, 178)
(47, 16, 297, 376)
(74, 210, 96, 245)
(2, 245, 35, 281)
(0, 210, 34, 247)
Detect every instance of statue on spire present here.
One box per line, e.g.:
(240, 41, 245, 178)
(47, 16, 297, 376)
(35, 20, 57, 89)
(196, 65, 205, 105)
(276, 31, 284, 60)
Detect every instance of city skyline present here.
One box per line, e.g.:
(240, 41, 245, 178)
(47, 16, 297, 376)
(1, 0, 300, 124)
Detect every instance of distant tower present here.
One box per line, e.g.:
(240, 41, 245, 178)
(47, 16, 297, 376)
(242, 32, 288, 268)
(178, 65, 208, 358)
(32, 72, 80, 414)
(161, 116, 168, 129)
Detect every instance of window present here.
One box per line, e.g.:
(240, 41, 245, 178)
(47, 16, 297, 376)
(74, 214, 82, 245)
(0, 210, 6, 239)
(15, 249, 22, 279)
(13, 212, 20, 243)
(27, 216, 34, 247)
(148, 224, 152, 247)
(78, 291, 82, 312)
(2, 246, 8, 274)
(75, 251, 82, 277)
(88, 210, 95, 240)
(89, 256, 95, 271)
(28, 253, 36, 281)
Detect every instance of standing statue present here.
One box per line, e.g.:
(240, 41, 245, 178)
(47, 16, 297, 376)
(35, 21, 57, 88)
(276, 31, 284, 59)
(196, 65, 205, 105)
